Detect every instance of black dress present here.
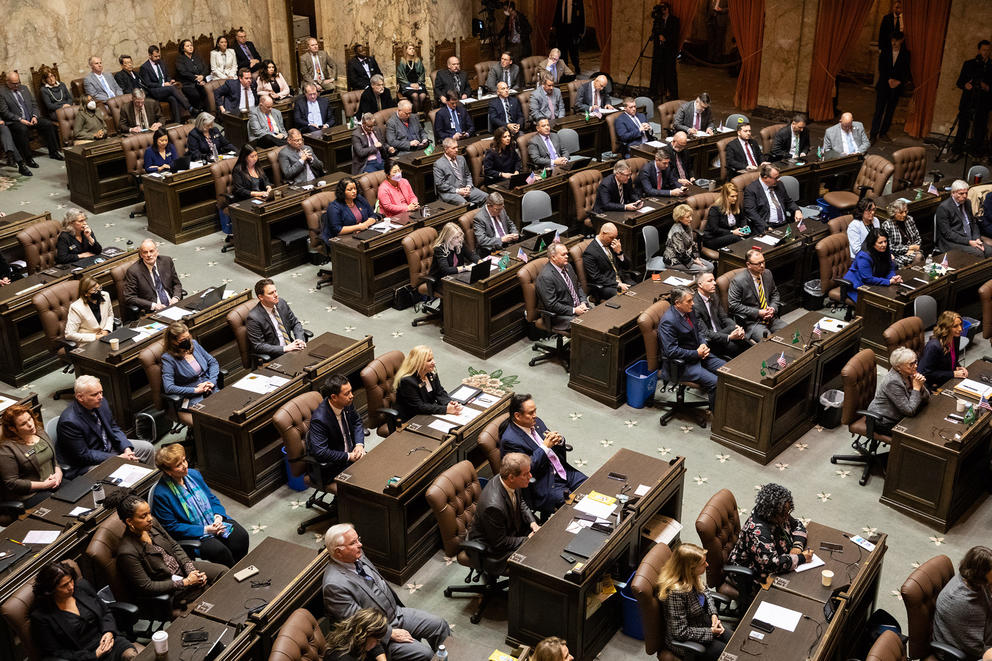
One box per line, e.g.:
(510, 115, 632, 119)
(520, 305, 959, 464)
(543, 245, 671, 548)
(56, 231, 102, 265)
(30, 577, 135, 661)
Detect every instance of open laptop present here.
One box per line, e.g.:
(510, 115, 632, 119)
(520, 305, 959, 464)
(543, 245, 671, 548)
(187, 285, 226, 311)
(531, 229, 558, 253)
(203, 629, 227, 661)
(99, 326, 140, 345)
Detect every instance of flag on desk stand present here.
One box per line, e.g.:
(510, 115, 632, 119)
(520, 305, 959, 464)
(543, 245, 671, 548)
(526, 171, 538, 184)
(373, 199, 380, 215)
(553, 229, 561, 243)
(811, 323, 822, 340)
(797, 217, 807, 232)
(777, 351, 787, 369)
(928, 181, 938, 195)
(941, 253, 949, 268)
(516, 247, 529, 263)
(423, 143, 435, 156)
(980, 394, 992, 412)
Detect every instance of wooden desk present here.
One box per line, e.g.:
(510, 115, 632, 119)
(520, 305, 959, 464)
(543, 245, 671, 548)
(28, 457, 156, 526)
(64, 138, 137, 213)
(881, 359, 992, 532)
(506, 450, 685, 661)
(633, 132, 727, 181)
(392, 136, 486, 203)
(488, 160, 613, 228)
(774, 313, 864, 394)
(218, 98, 296, 150)
(0, 271, 74, 385)
(329, 201, 467, 316)
(404, 393, 511, 476)
(193, 332, 373, 506)
(442, 636, 531, 661)
(806, 153, 865, 202)
(553, 113, 610, 159)
(459, 94, 498, 134)
(134, 614, 253, 661)
(144, 161, 226, 243)
(304, 125, 354, 174)
(0, 211, 50, 266)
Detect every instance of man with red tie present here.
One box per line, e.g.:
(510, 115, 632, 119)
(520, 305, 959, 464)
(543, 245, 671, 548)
(658, 286, 726, 408)
(248, 95, 287, 147)
(724, 121, 766, 173)
(638, 148, 686, 197)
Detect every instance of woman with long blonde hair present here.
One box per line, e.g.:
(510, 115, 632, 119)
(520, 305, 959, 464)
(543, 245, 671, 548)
(393, 345, 461, 421)
(703, 182, 747, 250)
(656, 543, 731, 659)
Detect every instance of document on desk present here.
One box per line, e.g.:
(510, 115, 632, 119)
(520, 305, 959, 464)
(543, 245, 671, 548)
(474, 393, 500, 407)
(108, 464, 154, 488)
(428, 419, 457, 433)
(574, 494, 617, 519)
(645, 140, 666, 148)
(0, 396, 17, 413)
(637, 206, 656, 213)
(436, 407, 483, 426)
(132, 321, 167, 342)
(157, 306, 192, 321)
(954, 379, 992, 400)
(232, 373, 290, 394)
(753, 601, 802, 632)
(754, 234, 780, 246)
(22, 530, 60, 545)
(793, 553, 825, 572)
(369, 219, 403, 233)
(662, 275, 693, 286)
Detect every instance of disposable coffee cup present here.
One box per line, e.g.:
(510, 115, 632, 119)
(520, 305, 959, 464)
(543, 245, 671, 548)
(152, 630, 168, 654)
(821, 569, 834, 587)
(109, 338, 120, 350)
(957, 399, 967, 413)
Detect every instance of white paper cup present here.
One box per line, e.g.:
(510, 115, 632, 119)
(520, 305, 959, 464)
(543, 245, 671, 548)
(152, 630, 168, 654)
(957, 399, 967, 413)
(109, 338, 120, 350)
(821, 569, 834, 587)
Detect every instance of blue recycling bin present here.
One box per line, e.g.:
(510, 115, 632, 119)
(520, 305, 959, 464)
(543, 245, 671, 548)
(620, 571, 645, 640)
(282, 447, 307, 492)
(625, 360, 658, 409)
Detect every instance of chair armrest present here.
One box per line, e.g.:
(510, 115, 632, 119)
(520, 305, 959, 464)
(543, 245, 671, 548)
(856, 185, 873, 200)
(0, 500, 26, 516)
(55, 338, 78, 352)
(856, 409, 885, 438)
(930, 642, 966, 661)
(303, 329, 314, 341)
(108, 600, 139, 616)
(419, 275, 438, 298)
(217, 369, 227, 389)
(459, 538, 489, 572)
(113, 317, 122, 330)
(671, 640, 707, 656)
(178, 539, 201, 558)
(722, 564, 755, 581)
(706, 591, 732, 607)
(378, 407, 400, 434)
(251, 352, 273, 368)
(834, 277, 853, 302)
(162, 393, 183, 416)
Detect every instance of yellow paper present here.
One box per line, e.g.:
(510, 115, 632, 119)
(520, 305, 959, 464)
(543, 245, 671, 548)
(587, 491, 617, 506)
(488, 652, 516, 661)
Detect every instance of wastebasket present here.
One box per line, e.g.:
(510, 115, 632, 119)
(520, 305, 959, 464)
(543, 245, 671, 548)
(619, 571, 644, 640)
(803, 279, 824, 311)
(282, 447, 307, 492)
(818, 389, 844, 429)
(816, 197, 833, 220)
(626, 360, 658, 409)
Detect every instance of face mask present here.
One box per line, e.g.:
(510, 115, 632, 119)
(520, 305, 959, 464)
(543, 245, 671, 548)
(177, 339, 192, 351)
(89, 291, 102, 302)
(86, 100, 97, 111)
(391, 173, 402, 181)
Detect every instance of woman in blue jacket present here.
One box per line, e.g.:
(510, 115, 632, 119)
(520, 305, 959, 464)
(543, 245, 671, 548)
(321, 177, 378, 245)
(150, 443, 248, 567)
(143, 127, 177, 173)
(843, 228, 901, 302)
(161, 321, 220, 426)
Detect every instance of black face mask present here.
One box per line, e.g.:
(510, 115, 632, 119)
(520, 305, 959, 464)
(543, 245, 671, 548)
(89, 291, 102, 303)
(177, 339, 192, 351)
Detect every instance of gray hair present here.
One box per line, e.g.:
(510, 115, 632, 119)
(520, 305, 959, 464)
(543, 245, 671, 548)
(361, 112, 374, 124)
(442, 137, 458, 149)
(669, 286, 692, 305)
(549, 242, 568, 257)
(62, 208, 86, 229)
(951, 179, 969, 192)
(397, 99, 412, 111)
(886, 199, 908, 216)
(303, 82, 318, 94)
(324, 523, 355, 554)
(194, 112, 215, 132)
(487, 192, 504, 206)
(613, 160, 630, 175)
(889, 346, 917, 368)
(370, 74, 384, 85)
(132, 87, 146, 99)
(74, 374, 101, 394)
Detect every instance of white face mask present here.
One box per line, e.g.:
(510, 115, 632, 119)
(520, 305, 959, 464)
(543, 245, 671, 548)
(86, 100, 97, 111)
(391, 173, 402, 181)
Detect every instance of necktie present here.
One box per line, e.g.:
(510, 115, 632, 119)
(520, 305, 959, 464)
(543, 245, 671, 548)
(450, 107, 460, 133)
(138, 105, 148, 130)
(156, 64, 164, 84)
(314, 55, 322, 80)
(274, 309, 292, 344)
(705, 298, 717, 332)
(769, 187, 784, 224)
(685, 313, 694, 329)
(895, 14, 900, 32)
(843, 130, 855, 154)
(242, 86, 250, 111)
(530, 427, 567, 478)
(792, 133, 800, 157)
(960, 203, 971, 234)
(266, 113, 274, 132)
(152, 266, 170, 305)
(241, 44, 251, 59)
(99, 75, 114, 98)
(503, 99, 510, 122)
(592, 88, 599, 109)
(694, 112, 700, 130)
(618, 181, 625, 206)
(744, 140, 756, 166)
(675, 153, 687, 180)
(657, 169, 663, 191)
(757, 278, 767, 309)
(493, 211, 506, 237)
(14, 90, 28, 118)
(603, 242, 618, 275)
(91, 410, 110, 451)
(544, 135, 558, 161)
(548, 93, 555, 118)
(559, 267, 579, 306)
(504, 70, 510, 85)
(338, 411, 352, 452)
(354, 560, 374, 583)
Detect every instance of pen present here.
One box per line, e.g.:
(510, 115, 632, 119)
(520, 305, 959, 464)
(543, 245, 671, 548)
(7, 538, 25, 546)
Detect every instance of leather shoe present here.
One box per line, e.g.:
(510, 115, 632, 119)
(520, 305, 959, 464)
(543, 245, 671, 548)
(17, 162, 32, 176)
(948, 152, 963, 163)
(50, 152, 65, 161)
(26, 159, 39, 168)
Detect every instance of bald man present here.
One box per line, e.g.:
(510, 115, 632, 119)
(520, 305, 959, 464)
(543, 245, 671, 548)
(574, 75, 615, 115)
(434, 56, 472, 103)
(822, 112, 871, 155)
(123, 239, 183, 312)
(581, 222, 633, 300)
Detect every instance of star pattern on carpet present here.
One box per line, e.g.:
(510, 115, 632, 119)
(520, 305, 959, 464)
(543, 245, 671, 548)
(794, 442, 808, 451)
(774, 462, 789, 471)
(693, 475, 709, 486)
(834, 469, 851, 479)
(288, 499, 306, 509)
(929, 535, 944, 546)
(568, 412, 583, 421)
(816, 492, 831, 502)
(249, 524, 268, 534)
(657, 447, 671, 456)
(600, 439, 614, 447)
(715, 453, 730, 463)
(623, 420, 638, 428)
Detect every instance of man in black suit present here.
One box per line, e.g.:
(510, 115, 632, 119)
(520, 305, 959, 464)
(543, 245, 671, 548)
(114, 55, 145, 94)
(667, 133, 694, 185)
(0, 71, 62, 164)
(123, 239, 182, 312)
(725, 122, 766, 173)
(639, 148, 686, 197)
(878, 0, 904, 46)
(434, 56, 472, 103)
(658, 287, 725, 407)
(582, 222, 633, 300)
(537, 242, 590, 331)
(307, 374, 366, 484)
(294, 83, 335, 132)
(951, 40, 992, 161)
(742, 164, 801, 234)
(693, 272, 748, 359)
(432, 93, 475, 141)
(215, 68, 257, 115)
(594, 160, 642, 213)
(473, 192, 519, 257)
(770, 114, 810, 160)
(651, 2, 681, 100)
(871, 31, 911, 142)
(935, 180, 992, 257)
(138, 45, 191, 121)
(552, 0, 585, 74)
(233, 29, 263, 72)
(345, 44, 382, 91)
(246, 278, 307, 358)
(485, 52, 521, 92)
(468, 452, 539, 576)
(488, 81, 524, 138)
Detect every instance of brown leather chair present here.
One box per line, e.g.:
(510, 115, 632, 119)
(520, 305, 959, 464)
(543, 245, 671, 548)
(637, 299, 708, 427)
(122, 131, 155, 218)
(264, 148, 284, 187)
(357, 169, 386, 205)
(167, 123, 193, 157)
(891, 146, 927, 192)
(830, 348, 891, 486)
(695, 488, 752, 616)
(568, 238, 596, 303)
(518, 257, 570, 369)
(477, 413, 508, 476)
(203, 79, 225, 115)
(70, 77, 85, 101)
(465, 137, 492, 186)
(715, 267, 745, 318)
(688, 191, 720, 261)
(823, 155, 894, 212)
(982, 278, 992, 341)
(759, 123, 786, 156)
(302, 190, 335, 289)
(900, 555, 963, 661)
(458, 210, 478, 256)
(517, 89, 532, 127)
(55, 105, 77, 146)
(657, 100, 683, 136)
(569, 168, 603, 229)
(566, 79, 588, 113)
(883, 316, 925, 358)
(716, 136, 735, 182)
(730, 170, 759, 194)
(815, 232, 853, 311)
(605, 110, 621, 155)
(425, 460, 504, 624)
(17, 219, 61, 274)
(827, 213, 854, 235)
(626, 156, 649, 185)
(516, 131, 536, 172)
(268, 608, 326, 661)
(865, 630, 907, 661)
(106, 94, 133, 134)
(401, 226, 440, 327)
(225, 298, 260, 369)
(474, 60, 497, 90)
(520, 56, 544, 86)
(372, 107, 395, 133)
(360, 350, 405, 436)
(32, 279, 80, 400)
(110, 261, 141, 322)
(341, 90, 362, 122)
(273, 391, 337, 534)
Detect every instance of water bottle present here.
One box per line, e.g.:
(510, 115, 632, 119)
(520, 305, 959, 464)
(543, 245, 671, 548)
(422, 205, 431, 218)
(435, 645, 448, 661)
(92, 483, 105, 507)
(477, 86, 483, 100)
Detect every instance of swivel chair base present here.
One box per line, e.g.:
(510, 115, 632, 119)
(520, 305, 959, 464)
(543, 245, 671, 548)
(655, 384, 708, 428)
(296, 490, 337, 535)
(529, 335, 569, 371)
(443, 577, 509, 624)
(830, 437, 887, 486)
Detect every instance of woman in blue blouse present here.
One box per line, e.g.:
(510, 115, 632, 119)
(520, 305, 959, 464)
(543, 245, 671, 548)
(150, 443, 248, 567)
(161, 321, 219, 427)
(143, 127, 177, 173)
(842, 228, 901, 302)
(321, 177, 377, 245)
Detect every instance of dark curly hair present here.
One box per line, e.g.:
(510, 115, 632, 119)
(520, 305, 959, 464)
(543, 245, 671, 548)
(753, 483, 794, 521)
(104, 489, 146, 523)
(32, 561, 77, 609)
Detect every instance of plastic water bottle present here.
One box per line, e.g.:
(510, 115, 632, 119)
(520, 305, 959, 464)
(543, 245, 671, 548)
(435, 645, 448, 661)
(91, 483, 105, 507)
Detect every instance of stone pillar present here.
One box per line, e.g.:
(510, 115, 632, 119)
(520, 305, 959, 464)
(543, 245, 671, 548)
(756, 0, 819, 116)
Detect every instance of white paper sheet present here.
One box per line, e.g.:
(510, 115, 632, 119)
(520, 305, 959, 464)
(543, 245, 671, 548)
(637, 206, 656, 213)
(157, 306, 192, 321)
(108, 464, 154, 488)
(69, 506, 93, 516)
(573, 495, 617, 519)
(0, 396, 17, 413)
(754, 234, 780, 245)
(753, 601, 802, 632)
(793, 553, 826, 573)
(449, 385, 479, 402)
(436, 407, 483, 425)
(474, 393, 500, 407)
(662, 276, 693, 286)
(428, 419, 457, 433)
(14, 282, 44, 296)
(566, 519, 593, 534)
(817, 317, 848, 332)
(634, 484, 650, 497)
(232, 373, 284, 394)
(644, 140, 665, 148)
(22, 530, 60, 545)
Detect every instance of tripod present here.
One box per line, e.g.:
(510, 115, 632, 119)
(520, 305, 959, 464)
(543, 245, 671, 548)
(936, 103, 981, 179)
(618, 35, 655, 98)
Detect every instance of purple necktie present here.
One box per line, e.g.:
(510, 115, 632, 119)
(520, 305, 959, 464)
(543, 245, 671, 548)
(559, 266, 579, 306)
(530, 428, 566, 478)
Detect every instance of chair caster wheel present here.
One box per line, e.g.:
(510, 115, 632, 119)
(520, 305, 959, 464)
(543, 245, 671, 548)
(859, 477, 869, 486)
(129, 212, 136, 219)
(470, 613, 482, 624)
(830, 457, 838, 464)
(660, 417, 668, 426)
(297, 524, 307, 534)
(443, 588, 453, 598)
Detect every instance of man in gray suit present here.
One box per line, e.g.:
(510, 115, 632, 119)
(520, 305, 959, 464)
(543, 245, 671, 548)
(473, 192, 519, 257)
(248, 95, 286, 147)
(432, 138, 487, 206)
(323, 523, 450, 661)
(485, 51, 521, 92)
(246, 279, 306, 358)
(529, 72, 565, 125)
(278, 129, 324, 185)
(728, 248, 786, 341)
(83, 56, 123, 102)
(672, 93, 714, 136)
(527, 117, 569, 171)
(935, 179, 992, 257)
(385, 100, 428, 152)
(822, 112, 871, 155)
(537, 242, 590, 331)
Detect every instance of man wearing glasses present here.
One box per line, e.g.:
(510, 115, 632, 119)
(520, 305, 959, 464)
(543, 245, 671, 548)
(742, 163, 802, 234)
(728, 249, 786, 341)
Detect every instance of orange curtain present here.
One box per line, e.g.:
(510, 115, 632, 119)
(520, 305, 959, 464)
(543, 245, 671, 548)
(670, 0, 704, 50)
(535, 0, 558, 57)
(902, 0, 951, 137)
(729, 0, 764, 110)
(591, 0, 613, 73)
(806, 0, 873, 121)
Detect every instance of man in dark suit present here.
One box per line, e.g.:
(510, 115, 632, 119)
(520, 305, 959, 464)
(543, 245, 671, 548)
(672, 93, 714, 136)
(742, 164, 801, 234)
(527, 117, 569, 171)
(537, 242, 590, 331)
(500, 2, 533, 62)
(935, 180, 992, 257)
(433, 94, 475, 141)
(658, 287, 725, 407)
(323, 523, 450, 661)
(870, 31, 911, 142)
(552, 0, 585, 73)
(728, 249, 786, 341)
(573, 75, 614, 115)
(485, 52, 521, 92)
(582, 222, 633, 300)
(499, 393, 587, 518)
(114, 55, 145, 94)
(307, 374, 366, 484)
(351, 112, 391, 174)
(651, 1, 681, 100)
(468, 452, 539, 576)
(345, 44, 382, 91)
(638, 148, 686, 197)
(878, 0, 904, 46)
(138, 45, 191, 121)
(668, 133, 694, 184)
(473, 192, 519, 257)
(950, 40, 992, 161)
(770, 114, 810, 160)
(594, 160, 642, 213)
(386, 100, 429, 151)
(233, 29, 263, 73)
(246, 278, 307, 358)
(0, 71, 62, 164)
(215, 68, 258, 115)
(434, 56, 472, 103)
(124, 239, 182, 312)
(488, 82, 524, 139)
(118, 88, 162, 133)
(294, 83, 335, 132)
(529, 72, 566, 125)
(57, 375, 155, 479)
(693, 272, 748, 359)
(725, 122, 766, 173)
(615, 97, 653, 157)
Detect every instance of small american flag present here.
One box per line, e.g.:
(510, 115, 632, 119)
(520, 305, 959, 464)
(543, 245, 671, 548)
(928, 182, 938, 195)
(980, 394, 992, 411)
(516, 247, 529, 263)
(812, 323, 822, 339)
(526, 172, 538, 184)
(940, 253, 949, 268)
(777, 352, 787, 369)
(553, 229, 561, 243)
(797, 217, 806, 232)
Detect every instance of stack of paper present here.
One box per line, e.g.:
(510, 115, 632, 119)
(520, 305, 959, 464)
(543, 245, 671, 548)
(108, 464, 154, 488)
(574, 491, 617, 519)
(157, 306, 191, 321)
(0, 396, 17, 413)
(474, 393, 500, 407)
(954, 379, 992, 400)
(662, 275, 693, 286)
(436, 407, 483, 426)
(231, 373, 291, 394)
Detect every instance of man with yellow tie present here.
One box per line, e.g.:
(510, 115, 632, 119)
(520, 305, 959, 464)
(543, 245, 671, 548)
(728, 249, 786, 341)
(246, 279, 307, 358)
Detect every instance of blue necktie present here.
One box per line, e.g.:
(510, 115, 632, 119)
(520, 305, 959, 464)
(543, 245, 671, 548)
(152, 266, 170, 305)
(450, 107, 460, 133)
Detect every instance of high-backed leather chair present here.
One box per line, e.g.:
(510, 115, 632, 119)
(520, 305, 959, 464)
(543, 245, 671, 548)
(371, 107, 395, 133)
(831, 349, 890, 486)
(477, 413, 507, 476)
(605, 110, 622, 155)
(518, 257, 570, 369)
(341, 90, 362, 122)
(730, 170, 759, 194)
(474, 60, 497, 90)
(715, 267, 745, 317)
(267, 608, 327, 661)
(657, 100, 683, 136)
(688, 191, 720, 261)
(55, 105, 77, 146)
(865, 630, 908, 661)
(360, 350, 404, 436)
(17, 219, 61, 274)
(110, 262, 141, 322)
(626, 156, 649, 185)
(566, 79, 588, 112)
(302, 191, 335, 289)
(400, 226, 440, 326)
(568, 238, 595, 303)
(883, 316, 925, 358)
(264, 148, 284, 187)
(167, 123, 193, 157)
(716, 136, 735, 181)
(458, 210, 478, 256)
(516, 89, 532, 127)
(203, 79, 225, 115)
(122, 131, 155, 218)
(827, 213, 854, 235)
(982, 279, 992, 342)
(695, 488, 752, 616)
(465, 137, 492, 186)
(815, 232, 853, 308)
(106, 94, 133, 134)
(519, 55, 544, 85)
(138, 339, 186, 430)
(759, 123, 786, 156)
(823, 155, 894, 212)
(516, 131, 536, 172)
(569, 168, 602, 229)
(357, 169, 386, 206)
(891, 146, 926, 192)
(225, 298, 261, 369)
(425, 460, 503, 624)
(900, 555, 963, 661)
(32, 279, 80, 400)
(273, 391, 337, 534)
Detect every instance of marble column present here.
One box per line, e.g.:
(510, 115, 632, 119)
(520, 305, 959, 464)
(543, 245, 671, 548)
(930, 0, 992, 136)
(756, 0, 819, 115)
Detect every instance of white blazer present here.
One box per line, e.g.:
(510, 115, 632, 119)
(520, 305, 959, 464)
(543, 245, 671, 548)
(65, 293, 113, 343)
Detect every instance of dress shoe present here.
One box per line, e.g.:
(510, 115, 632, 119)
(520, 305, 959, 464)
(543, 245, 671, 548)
(49, 152, 65, 161)
(17, 162, 32, 176)
(26, 159, 39, 168)
(948, 152, 963, 163)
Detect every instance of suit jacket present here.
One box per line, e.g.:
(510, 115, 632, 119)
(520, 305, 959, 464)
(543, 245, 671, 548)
(742, 179, 799, 234)
(842, 249, 895, 301)
(536, 261, 586, 318)
(693, 291, 736, 346)
(878, 47, 911, 89)
(658, 303, 706, 364)
(248, 106, 285, 140)
(728, 269, 780, 324)
(357, 86, 396, 118)
(118, 98, 163, 133)
(114, 69, 145, 95)
(83, 72, 123, 101)
(552, 0, 586, 34)
(233, 40, 263, 71)
(661, 589, 720, 651)
(350, 125, 389, 174)
(174, 54, 208, 85)
(433, 102, 475, 141)
(673, 100, 714, 134)
(149, 469, 227, 541)
(186, 126, 235, 161)
(668, 147, 694, 181)
(582, 238, 631, 292)
(725, 137, 765, 173)
(385, 111, 427, 151)
(299, 50, 336, 86)
(322, 196, 377, 242)
(473, 205, 519, 255)
(918, 337, 961, 390)
(878, 12, 904, 46)
(433, 154, 473, 196)
(935, 196, 981, 252)
(214, 79, 258, 115)
(0, 84, 40, 122)
(430, 244, 479, 285)
(703, 205, 747, 249)
(138, 59, 173, 90)
(638, 161, 681, 197)
(528, 86, 565, 122)
(123, 255, 182, 311)
(57, 399, 132, 479)
(322, 555, 403, 637)
(535, 58, 574, 84)
(65, 293, 113, 343)
(0, 430, 57, 498)
(345, 56, 382, 91)
(867, 367, 930, 425)
(116, 521, 199, 598)
(306, 399, 364, 480)
(822, 121, 870, 154)
(614, 111, 651, 155)
(30, 578, 122, 661)
(594, 173, 639, 212)
(467, 476, 536, 575)
(395, 372, 452, 420)
(245, 299, 305, 357)
(500, 418, 576, 514)
(573, 81, 608, 113)
(485, 64, 521, 92)
(278, 144, 325, 184)
(161, 341, 220, 406)
(293, 95, 335, 131)
(488, 95, 524, 131)
(434, 68, 472, 102)
(528, 131, 568, 170)
(770, 124, 810, 160)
